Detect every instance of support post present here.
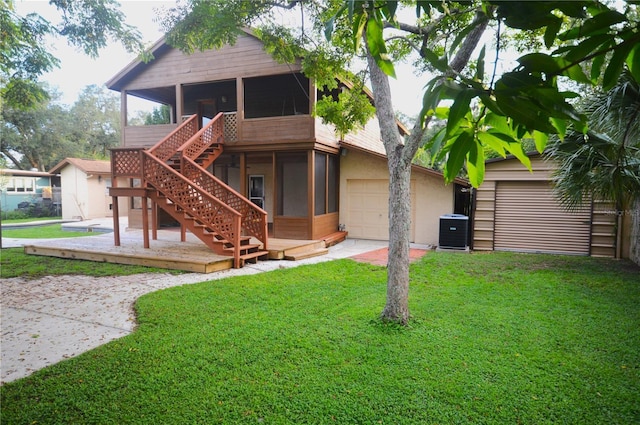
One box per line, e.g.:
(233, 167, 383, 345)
(112, 195, 121, 246)
(152, 200, 158, 241)
(142, 195, 150, 249)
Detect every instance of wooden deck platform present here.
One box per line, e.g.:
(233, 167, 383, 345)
(22, 229, 346, 273)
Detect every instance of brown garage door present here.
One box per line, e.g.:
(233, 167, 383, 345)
(494, 181, 591, 255)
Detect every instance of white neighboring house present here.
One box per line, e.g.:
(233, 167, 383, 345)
(49, 158, 123, 220)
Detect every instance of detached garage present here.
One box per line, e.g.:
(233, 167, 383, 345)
(473, 154, 632, 258)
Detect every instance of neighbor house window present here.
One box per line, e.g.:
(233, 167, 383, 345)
(6, 177, 35, 193)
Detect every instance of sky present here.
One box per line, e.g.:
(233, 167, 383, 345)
(15, 0, 172, 111)
(14, 0, 436, 117)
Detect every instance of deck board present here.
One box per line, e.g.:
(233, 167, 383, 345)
(22, 230, 327, 273)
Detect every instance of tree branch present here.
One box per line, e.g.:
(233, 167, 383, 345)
(403, 8, 491, 163)
(0, 149, 23, 169)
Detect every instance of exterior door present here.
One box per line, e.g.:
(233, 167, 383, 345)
(249, 175, 265, 209)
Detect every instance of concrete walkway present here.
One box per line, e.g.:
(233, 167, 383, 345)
(1, 220, 401, 384)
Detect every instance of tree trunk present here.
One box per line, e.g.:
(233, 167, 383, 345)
(366, 44, 418, 324)
(365, 10, 490, 325)
(383, 156, 413, 323)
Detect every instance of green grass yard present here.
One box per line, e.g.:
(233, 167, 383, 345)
(1, 252, 639, 423)
(0, 217, 62, 224)
(0, 248, 184, 278)
(1, 223, 94, 239)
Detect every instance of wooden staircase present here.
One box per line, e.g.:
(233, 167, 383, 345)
(110, 114, 268, 268)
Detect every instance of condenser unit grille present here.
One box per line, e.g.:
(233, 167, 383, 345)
(439, 214, 469, 249)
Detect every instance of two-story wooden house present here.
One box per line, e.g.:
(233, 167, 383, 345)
(106, 29, 467, 267)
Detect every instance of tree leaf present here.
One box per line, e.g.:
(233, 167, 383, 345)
(444, 129, 474, 183)
(550, 117, 567, 141)
(352, 12, 367, 52)
(602, 39, 635, 90)
(517, 53, 561, 74)
(484, 112, 512, 136)
(419, 79, 444, 126)
(590, 49, 607, 83)
(365, 16, 396, 78)
(466, 137, 485, 187)
(494, 91, 556, 134)
(446, 89, 475, 137)
(532, 130, 548, 153)
(562, 33, 612, 63)
(475, 46, 485, 82)
(544, 17, 562, 48)
(382, 1, 398, 22)
(626, 43, 640, 84)
(504, 141, 532, 171)
(478, 131, 509, 157)
(324, 15, 336, 41)
(478, 93, 503, 116)
(559, 9, 626, 41)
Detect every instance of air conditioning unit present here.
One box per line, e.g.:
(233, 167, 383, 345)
(439, 214, 469, 250)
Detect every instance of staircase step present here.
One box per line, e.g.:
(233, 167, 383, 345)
(284, 248, 329, 261)
(323, 231, 348, 247)
(206, 235, 251, 246)
(223, 243, 262, 255)
(240, 250, 270, 265)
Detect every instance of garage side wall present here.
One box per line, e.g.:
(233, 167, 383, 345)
(339, 149, 454, 245)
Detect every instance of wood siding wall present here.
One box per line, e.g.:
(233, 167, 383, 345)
(315, 117, 385, 155)
(241, 116, 314, 143)
(122, 35, 300, 91)
(123, 124, 178, 148)
(312, 213, 339, 240)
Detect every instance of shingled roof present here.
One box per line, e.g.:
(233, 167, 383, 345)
(49, 158, 111, 175)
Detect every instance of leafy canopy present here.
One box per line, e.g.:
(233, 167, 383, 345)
(0, 0, 144, 110)
(326, 0, 640, 186)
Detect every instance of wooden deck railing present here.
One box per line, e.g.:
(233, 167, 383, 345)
(180, 157, 268, 248)
(148, 114, 199, 162)
(111, 112, 268, 266)
(142, 151, 242, 263)
(111, 147, 144, 178)
(177, 112, 224, 161)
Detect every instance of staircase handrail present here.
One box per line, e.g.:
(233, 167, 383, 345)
(177, 112, 224, 161)
(180, 156, 268, 248)
(141, 150, 242, 263)
(148, 115, 199, 162)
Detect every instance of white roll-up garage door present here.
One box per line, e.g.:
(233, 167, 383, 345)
(494, 181, 591, 255)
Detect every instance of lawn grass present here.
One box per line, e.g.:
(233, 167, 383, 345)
(2, 223, 93, 239)
(1, 216, 62, 224)
(1, 252, 639, 424)
(0, 247, 184, 278)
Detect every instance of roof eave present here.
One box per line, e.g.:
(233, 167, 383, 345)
(339, 141, 469, 186)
